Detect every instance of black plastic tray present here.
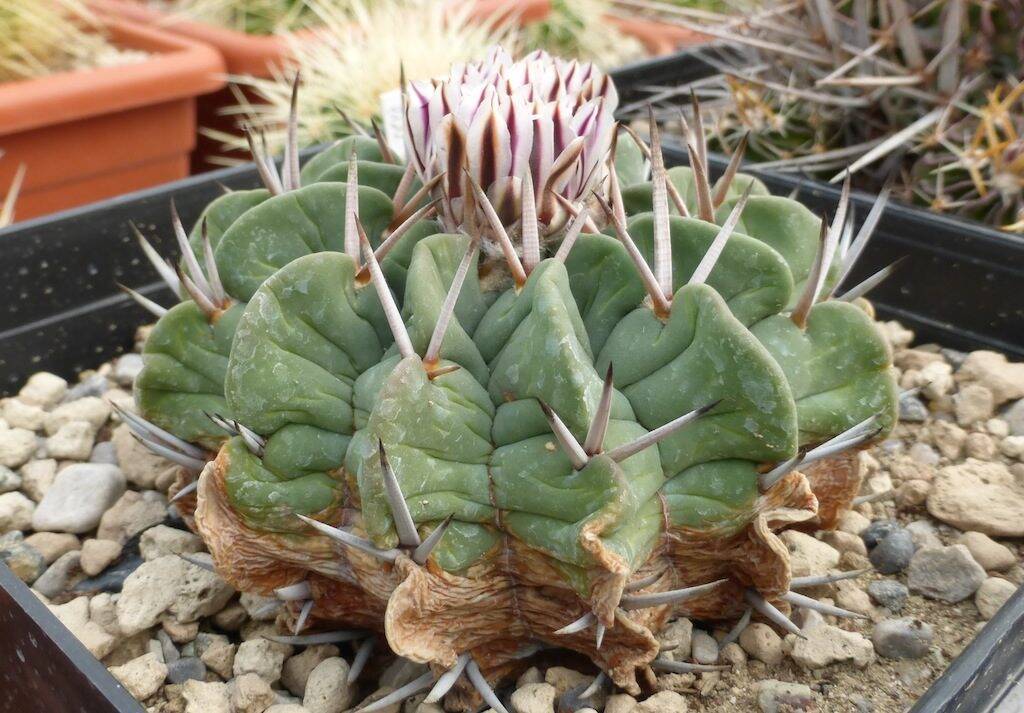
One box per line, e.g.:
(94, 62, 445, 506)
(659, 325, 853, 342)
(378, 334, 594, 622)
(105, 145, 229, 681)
(0, 157, 263, 394)
(909, 584, 1024, 712)
(0, 563, 143, 712)
(0, 53, 1021, 712)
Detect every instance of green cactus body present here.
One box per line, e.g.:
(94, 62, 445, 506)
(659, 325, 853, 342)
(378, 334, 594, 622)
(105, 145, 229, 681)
(136, 137, 436, 450)
(128, 50, 899, 705)
(134, 302, 244, 449)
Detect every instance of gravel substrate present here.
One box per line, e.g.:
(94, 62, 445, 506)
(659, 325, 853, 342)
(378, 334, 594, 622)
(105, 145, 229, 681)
(1, 320, 1022, 713)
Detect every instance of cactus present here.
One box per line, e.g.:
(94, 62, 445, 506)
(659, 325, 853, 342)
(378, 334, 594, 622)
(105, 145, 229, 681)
(522, 0, 646, 66)
(0, 0, 113, 81)
(157, 0, 318, 35)
(124, 47, 898, 710)
(620, 0, 1024, 231)
(214, 0, 518, 155)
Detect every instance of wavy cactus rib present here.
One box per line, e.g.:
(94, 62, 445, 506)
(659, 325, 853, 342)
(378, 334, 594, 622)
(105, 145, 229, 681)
(127, 47, 898, 709)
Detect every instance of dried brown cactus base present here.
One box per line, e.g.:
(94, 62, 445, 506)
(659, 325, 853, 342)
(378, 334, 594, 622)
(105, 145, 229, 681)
(183, 445, 861, 708)
(799, 453, 862, 531)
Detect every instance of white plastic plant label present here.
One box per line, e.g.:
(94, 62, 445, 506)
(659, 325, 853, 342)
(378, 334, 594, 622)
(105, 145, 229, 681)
(379, 88, 406, 162)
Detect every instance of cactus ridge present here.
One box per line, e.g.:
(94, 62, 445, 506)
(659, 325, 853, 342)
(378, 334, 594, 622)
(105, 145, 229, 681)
(126, 54, 898, 707)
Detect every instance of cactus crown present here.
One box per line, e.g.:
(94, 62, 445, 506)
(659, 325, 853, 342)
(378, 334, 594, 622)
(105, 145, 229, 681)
(126, 47, 898, 709)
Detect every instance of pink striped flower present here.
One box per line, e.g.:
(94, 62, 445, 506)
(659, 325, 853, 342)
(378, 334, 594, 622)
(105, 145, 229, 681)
(403, 46, 618, 234)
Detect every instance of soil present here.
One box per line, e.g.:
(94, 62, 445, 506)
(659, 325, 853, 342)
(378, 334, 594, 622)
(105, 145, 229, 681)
(1, 319, 1022, 713)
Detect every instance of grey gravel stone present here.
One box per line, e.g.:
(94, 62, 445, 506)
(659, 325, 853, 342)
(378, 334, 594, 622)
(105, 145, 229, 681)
(19, 372, 67, 408)
(941, 348, 968, 369)
(0, 466, 21, 494)
(691, 629, 719, 665)
(1004, 399, 1024, 436)
(869, 530, 916, 574)
(976, 577, 1018, 619)
(45, 420, 98, 460)
(0, 532, 46, 583)
(908, 545, 987, 603)
(19, 459, 57, 502)
(510, 683, 556, 713)
(850, 693, 874, 712)
(303, 658, 354, 713)
(97, 490, 167, 544)
(757, 680, 815, 713)
(871, 618, 933, 659)
(89, 441, 119, 465)
(957, 531, 1017, 571)
(73, 553, 142, 595)
(139, 525, 203, 561)
(64, 373, 109, 401)
(657, 618, 693, 661)
(878, 439, 903, 455)
(33, 550, 84, 598)
(31, 463, 126, 533)
(379, 657, 428, 689)
(861, 519, 901, 549)
(0, 491, 35, 532)
(908, 442, 940, 466)
(899, 394, 929, 422)
(117, 555, 234, 636)
(166, 657, 206, 684)
(0, 429, 38, 470)
(867, 580, 909, 613)
(905, 519, 943, 550)
(157, 629, 180, 663)
(113, 354, 144, 386)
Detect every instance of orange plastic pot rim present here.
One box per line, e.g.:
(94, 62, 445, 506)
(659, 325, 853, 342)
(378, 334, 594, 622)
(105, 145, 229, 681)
(0, 16, 226, 136)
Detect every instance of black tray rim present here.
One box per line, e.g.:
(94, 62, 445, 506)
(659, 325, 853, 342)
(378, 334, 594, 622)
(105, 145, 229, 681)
(0, 563, 144, 713)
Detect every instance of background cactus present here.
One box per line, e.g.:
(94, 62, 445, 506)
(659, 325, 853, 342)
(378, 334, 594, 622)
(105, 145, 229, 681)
(211, 0, 518, 156)
(618, 0, 1024, 231)
(0, 0, 127, 81)
(124, 47, 898, 710)
(152, 0, 319, 35)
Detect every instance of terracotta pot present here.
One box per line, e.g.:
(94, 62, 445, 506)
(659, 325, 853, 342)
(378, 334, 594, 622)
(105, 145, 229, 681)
(91, 0, 315, 172)
(465, 0, 707, 56)
(0, 17, 224, 223)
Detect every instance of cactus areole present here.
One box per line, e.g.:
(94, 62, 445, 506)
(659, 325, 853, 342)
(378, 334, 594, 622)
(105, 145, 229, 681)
(127, 47, 898, 710)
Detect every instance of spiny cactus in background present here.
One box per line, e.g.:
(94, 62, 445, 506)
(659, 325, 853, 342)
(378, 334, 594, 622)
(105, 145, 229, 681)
(618, 0, 1024, 232)
(212, 0, 518, 157)
(0, 0, 114, 81)
(154, 0, 319, 35)
(908, 78, 1024, 230)
(122, 47, 899, 711)
(522, 0, 646, 66)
